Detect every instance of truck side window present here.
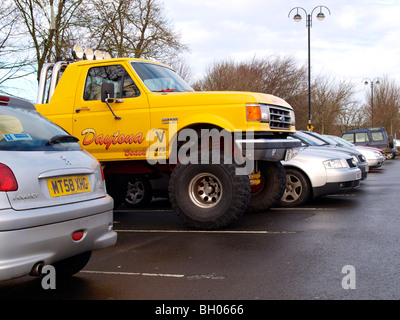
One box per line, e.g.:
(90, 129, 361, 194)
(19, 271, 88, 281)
(341, 133, 354, 143)
(371, 131, 384, 141)
(355, 132, 368, 143)
(83, 65, 140, 101)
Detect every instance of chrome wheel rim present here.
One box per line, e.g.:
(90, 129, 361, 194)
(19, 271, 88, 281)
(188, 173, 222, 208)
(125, 180, 145, 204)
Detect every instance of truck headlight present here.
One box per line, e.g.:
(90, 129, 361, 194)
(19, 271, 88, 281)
(246, 104, 269, 121)
(289, 109, 295, 126)
(323, 159, 347, 169)
(246, 104, 295, 127)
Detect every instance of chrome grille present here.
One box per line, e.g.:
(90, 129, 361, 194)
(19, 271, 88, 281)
(268, 105, 292, 130)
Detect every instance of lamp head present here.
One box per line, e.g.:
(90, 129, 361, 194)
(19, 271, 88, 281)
(293, 13, 302, 22)
(316, 12, 325, 20)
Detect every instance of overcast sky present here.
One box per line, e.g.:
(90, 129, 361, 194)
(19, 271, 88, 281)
(164, 0, 400, 99)
(7, 0, 400, 102)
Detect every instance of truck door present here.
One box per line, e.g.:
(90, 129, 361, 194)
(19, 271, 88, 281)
(73, 64, 150, 161)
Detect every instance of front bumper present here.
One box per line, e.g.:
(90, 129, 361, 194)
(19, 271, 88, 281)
(313, 168, 362, 198)
(366, 157, 384, 169)
(357, 162, 369, 180)
(235, 138, 302, 161)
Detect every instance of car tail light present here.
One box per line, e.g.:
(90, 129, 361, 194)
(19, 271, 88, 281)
(72, 230, 85, 241)
(0, 96, 10, 106)
(0, 163, 18, 191)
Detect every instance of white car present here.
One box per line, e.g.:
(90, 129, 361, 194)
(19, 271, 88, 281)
(0, 96, 117, 281)
(280, 147, 362, 207)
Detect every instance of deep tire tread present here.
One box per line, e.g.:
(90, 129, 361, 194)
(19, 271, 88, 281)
(247, 161, 286, 213)
(169, 152, 250, 230)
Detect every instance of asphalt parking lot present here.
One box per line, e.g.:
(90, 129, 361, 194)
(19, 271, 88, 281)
(1, 158, 400, 304)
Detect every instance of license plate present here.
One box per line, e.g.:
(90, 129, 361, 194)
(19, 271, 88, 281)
(47, 175, 91, 197)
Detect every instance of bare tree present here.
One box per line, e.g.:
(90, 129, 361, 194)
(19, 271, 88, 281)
(0, 1, 33, 94)
(10, 0, 187, 85)
(336, 101, 367, 134)
(193, 56, 369, 133)
(13, 0, 83, 80)
(311, 75, 357, 134)
(193, 56, 310, 128)
(78, 0, 188, 62)
(369, 76, 400, 136)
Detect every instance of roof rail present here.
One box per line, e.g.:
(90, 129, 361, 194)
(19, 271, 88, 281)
(37, 61, 68, 104)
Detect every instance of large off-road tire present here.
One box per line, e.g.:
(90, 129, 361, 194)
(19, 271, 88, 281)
(168, 152, 251, 229)
(279, 168, 311, 207)
(247, 161, 286, 213)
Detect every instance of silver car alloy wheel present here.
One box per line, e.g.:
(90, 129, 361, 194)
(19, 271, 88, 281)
(282, 173, 303, 203)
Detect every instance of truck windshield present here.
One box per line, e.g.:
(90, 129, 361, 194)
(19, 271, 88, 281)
(131, 61, 194, 93)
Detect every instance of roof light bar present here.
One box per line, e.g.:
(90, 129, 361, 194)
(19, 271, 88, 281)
(84, 48, 94, 60)
(72, 45, 84, 60)
(71, 45, 112, 61)
(94, 50, 103, 60)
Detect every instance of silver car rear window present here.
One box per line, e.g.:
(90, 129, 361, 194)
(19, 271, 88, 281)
(0, 106, 81, 151)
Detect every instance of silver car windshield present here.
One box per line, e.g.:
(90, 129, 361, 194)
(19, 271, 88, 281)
(0, 106, 81, 151)
(332, 136, 355, 147)
(131, 61, 194, 93)
(294, 131, 327, 146)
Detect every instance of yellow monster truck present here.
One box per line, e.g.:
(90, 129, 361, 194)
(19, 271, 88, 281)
(36, 46, 300, 229)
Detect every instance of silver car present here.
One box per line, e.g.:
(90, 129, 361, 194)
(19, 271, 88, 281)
(280, 146, 362, 207)
(0, 96, 117, 281)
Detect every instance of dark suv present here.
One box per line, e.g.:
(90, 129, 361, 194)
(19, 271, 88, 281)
(341, 127, 396, 159)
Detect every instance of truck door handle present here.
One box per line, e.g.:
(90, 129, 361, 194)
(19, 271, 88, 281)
(75, 107, 90, 113)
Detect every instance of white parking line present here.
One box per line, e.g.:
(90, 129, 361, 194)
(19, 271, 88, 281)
(114, 229, 296, 234)
(325, 193, 356, 197)
(115, 209, 174, 213)
(271, 207, 337, 211)
(81, 270, 226, 280)
(115, 207, 336, 213)
(81, 270, 185, 278)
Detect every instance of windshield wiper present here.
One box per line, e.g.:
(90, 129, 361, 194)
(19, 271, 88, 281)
(156, 88, 177, 92)
(46, 135, 79, 145)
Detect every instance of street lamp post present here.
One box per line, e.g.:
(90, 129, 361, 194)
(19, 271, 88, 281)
(362, 77, 382, 127)
(288, 6, 331, 131)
